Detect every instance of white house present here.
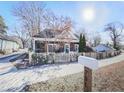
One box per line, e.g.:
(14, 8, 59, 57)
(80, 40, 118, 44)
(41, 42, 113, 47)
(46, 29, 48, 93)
(0, 34, 20, 54)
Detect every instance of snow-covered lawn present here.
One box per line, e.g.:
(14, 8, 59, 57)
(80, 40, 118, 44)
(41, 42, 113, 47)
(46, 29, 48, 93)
(0, 53, 124, 92)
(0, 63, 84, 91)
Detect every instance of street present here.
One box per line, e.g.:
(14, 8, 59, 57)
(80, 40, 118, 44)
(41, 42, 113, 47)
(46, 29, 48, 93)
(0, 52, 27, 75)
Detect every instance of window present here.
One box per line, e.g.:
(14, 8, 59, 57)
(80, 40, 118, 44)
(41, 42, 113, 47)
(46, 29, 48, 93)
(75, 44, 79, 52)
(70, 43, 79, 52)
(64, 44, 70, 53)
(35, 41, 45, 53)
(48, 44, 56, 53)
(70, 43, 75, 51)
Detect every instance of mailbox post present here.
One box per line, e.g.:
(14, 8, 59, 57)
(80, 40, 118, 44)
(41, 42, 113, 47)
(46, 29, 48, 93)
(84, 66, 92, 92)
(78, 56, 99, 92)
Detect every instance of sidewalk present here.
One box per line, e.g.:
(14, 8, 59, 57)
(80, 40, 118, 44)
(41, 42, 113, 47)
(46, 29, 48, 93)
(0, 51, 25, 60)
(99, 53, 124, 67)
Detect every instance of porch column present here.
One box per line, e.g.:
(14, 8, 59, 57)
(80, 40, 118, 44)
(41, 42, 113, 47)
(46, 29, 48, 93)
(0, 40, 3, 50)
(45, 41, 48, 53)
(33, 39, 35, 52)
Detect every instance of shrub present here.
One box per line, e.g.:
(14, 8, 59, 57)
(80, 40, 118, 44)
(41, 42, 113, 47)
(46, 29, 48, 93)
(31, 53, 48, 66)
(31, 53, 38, 65)
(0, 50, 6, 55)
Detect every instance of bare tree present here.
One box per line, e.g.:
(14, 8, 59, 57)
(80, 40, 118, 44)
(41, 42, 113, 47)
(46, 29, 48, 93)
(43, 9, 58, 30)
(12, 2, 74, 36)
(12, 2, 46, 49)
(13, 25, 30, 48)
(105, 22, 124, 50)
(93, 34, 101, 47)
(12, 2, 46, 37)
(43, 9, 74, 33)
(62, 16, 74, 32)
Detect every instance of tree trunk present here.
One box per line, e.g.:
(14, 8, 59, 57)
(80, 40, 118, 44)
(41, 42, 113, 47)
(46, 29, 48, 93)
(113, 39, 117, 49)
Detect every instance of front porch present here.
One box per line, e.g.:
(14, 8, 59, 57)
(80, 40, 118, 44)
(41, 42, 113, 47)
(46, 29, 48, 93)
(32, 38, 79, 54)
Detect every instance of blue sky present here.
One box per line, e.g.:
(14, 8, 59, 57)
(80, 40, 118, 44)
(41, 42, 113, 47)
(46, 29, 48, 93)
(0, 1, 124, 42)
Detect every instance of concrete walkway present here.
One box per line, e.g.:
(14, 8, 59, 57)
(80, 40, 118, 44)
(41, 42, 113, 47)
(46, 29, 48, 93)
(99, 53, 124, 67)
(0, 53, 124, 91)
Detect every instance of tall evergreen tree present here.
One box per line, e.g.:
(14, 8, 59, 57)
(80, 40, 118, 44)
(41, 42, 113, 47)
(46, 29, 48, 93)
(79, 34, 86, 52)
(79, 33, 83, 52)
(82, 34, 86, 52)
(0, 16, 7, 34)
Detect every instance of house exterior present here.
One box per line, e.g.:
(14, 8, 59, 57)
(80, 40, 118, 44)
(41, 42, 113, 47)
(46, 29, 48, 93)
(92, 44, 115, 52)
(0, 34, 20, 54)
(32, 29, 79, 53)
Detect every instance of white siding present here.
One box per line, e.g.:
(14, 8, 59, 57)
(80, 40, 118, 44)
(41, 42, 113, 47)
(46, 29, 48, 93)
(0, 39, 2, 50)
(0, 39, 19, 53)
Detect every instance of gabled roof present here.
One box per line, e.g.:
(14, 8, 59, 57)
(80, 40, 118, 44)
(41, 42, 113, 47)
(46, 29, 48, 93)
(33, 29, 61, 38)
(0, 33, 22, 47)
(33, 28, 79, 41)
(55, 30, 78, 40)
(0, 33, 16, 42)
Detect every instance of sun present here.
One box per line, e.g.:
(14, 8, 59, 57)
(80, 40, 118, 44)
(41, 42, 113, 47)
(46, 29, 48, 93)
(82, 7, 95, 22)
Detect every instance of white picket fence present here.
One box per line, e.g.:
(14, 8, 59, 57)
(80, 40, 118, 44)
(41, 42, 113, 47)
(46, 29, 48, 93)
(29, 51, 121, 64)
(81, 51, 121, 59)
(37, 52, 78, 63)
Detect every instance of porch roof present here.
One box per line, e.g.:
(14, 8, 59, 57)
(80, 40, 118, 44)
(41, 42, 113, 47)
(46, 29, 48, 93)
(33, 37, 79, 43)
(33, 28, 79, 43)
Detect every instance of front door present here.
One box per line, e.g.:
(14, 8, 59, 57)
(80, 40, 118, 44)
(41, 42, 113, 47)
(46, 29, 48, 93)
(64, 44, 70, 53)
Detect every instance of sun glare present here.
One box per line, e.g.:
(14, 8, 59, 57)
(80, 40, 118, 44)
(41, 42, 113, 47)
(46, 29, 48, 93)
(82, 7, 95, 22)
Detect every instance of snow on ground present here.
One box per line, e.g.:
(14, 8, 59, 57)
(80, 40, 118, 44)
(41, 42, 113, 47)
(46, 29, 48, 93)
(0, 52, 25, 75)
(0, 53, 124, 91)
(0, 63, 17, 75)
(0, 63, 84, 91)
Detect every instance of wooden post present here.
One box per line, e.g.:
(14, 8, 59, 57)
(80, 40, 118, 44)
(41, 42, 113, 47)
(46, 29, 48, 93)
(84, 66, 92, 92)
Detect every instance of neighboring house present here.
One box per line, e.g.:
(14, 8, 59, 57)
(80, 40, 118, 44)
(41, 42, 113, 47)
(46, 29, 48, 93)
(92, 44, 115, 52)
(0, 34, 20, 54)
(32, 29, 79, 53)
(9, 36, 24, 48)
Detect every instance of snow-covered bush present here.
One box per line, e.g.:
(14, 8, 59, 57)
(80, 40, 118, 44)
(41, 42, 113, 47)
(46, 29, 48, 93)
(31, 53, 48, 66)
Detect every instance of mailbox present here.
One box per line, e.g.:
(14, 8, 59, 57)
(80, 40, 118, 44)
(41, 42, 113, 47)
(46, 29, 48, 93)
(78, 56, 99, 70)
